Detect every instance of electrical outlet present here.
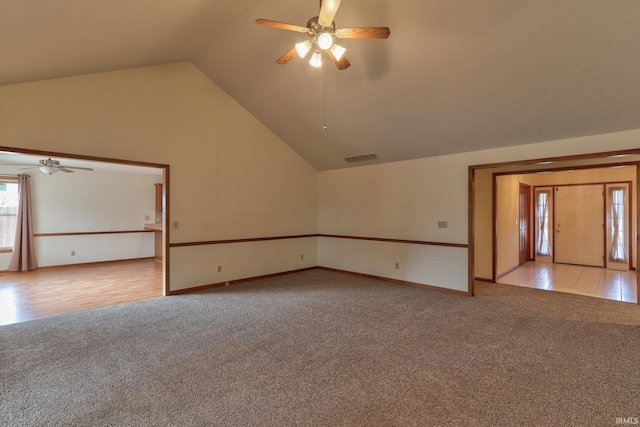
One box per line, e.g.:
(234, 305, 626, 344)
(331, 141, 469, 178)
(395, 262, 399, 269)
(300, 254, 304, 260)
(438, 221, 448, 229)
(71, 251, 76, 256)
(173, 221, 179, 229)
(217, 265, 222, 272)
(145, 215, 150, 221)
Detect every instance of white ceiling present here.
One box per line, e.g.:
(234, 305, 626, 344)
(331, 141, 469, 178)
(0, 152, 162, 175)
(1, 0, 639, 171)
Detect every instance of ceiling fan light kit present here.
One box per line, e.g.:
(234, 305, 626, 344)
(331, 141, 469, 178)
(309, 51, 323, 68)
(330, 44, 346, 61)
(317, 32, 333, 50)
(39, 159, 61, 174)
(256, 0, 390, 70)
(295, 40, 312, 58)
(39, 165, 59, 175)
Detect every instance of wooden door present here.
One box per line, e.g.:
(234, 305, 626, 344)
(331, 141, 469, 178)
(555, 185, 605, 267)
(519, 183, 531, 265)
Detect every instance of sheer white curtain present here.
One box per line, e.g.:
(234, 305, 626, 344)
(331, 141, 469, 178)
(609, 187, 627, 263)
(8, 174, 37, 272)
(536, 190, 551, 256)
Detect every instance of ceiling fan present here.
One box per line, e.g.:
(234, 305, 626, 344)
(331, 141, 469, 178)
(256, 0, 390, 70)
(2, 158, 94, 175)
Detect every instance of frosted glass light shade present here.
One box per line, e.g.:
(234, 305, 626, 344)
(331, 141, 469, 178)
(39, 166, 58, 174)
(295, 41, 312, 58)
(317, 33, 333, 50)
(309, 51, 322, 67)
(330, 44, 346, 60)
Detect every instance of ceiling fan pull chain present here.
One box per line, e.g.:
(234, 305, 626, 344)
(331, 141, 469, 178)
(323, 68, 328, 131)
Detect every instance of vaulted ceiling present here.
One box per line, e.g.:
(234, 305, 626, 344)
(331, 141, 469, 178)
(2, 0, 639, 170)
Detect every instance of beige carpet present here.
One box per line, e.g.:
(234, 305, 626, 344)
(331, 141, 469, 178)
(1, 269, 639, 426)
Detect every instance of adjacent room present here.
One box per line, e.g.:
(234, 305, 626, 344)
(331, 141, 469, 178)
(0, 153, 164, 324)
(491, 163, 638, 303)
(1, 1, 639, 425)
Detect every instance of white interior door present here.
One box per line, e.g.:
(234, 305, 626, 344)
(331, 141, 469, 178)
(555, 185, 604, 267)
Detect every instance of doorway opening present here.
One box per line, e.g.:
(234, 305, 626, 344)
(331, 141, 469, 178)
(468, 149, 640, 305)
(0, 146, 170, 324)
(495, 173, 634, 302)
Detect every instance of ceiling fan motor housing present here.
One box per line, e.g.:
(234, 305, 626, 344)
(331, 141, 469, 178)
(39, 158, 59, 167)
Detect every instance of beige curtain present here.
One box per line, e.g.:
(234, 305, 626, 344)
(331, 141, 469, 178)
(8, 174, 37, 272)
(609, 187, 627, 263)
(536, 190, 551, 256)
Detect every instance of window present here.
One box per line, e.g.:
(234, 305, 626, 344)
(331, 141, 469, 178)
(0, 179, 19, 250)
(536, 190, 551, 256)
(608, 186, 627, 263)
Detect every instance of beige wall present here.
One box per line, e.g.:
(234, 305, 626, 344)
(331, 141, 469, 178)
(0, 62, 318, 291)
(320, 129, 640, 292)
(318, 157, 469, 292)
(0, 168, 160, 269)
(527, 166, 635, 187)
(474, 168, 494, 280)
(495, 175, 521, 275)
(1, 60, 639, 294)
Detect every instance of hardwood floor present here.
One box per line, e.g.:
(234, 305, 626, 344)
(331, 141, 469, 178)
(0, 258, 163, 326)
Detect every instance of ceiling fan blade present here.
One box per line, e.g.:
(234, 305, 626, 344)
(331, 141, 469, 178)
(318, 0, 342, 27)
(16, 166, 38, 170)
(63, 166, 94, 171)
(255, 19, 308, 33)
(326, 49, 351, 70)
(336, 27, 391, 39)
(59, 167, 75, 173)
(2, 163, 39, 167)
(276, 47, 299, 65)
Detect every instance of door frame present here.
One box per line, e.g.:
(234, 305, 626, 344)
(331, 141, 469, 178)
(519, 183, 532, 265)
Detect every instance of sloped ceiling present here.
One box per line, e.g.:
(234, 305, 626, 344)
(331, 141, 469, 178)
(1, 0, 639, 170)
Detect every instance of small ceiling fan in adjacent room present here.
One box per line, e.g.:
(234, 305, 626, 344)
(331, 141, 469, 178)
(2, 158, 94, 175)
(256, 0, 390, 70)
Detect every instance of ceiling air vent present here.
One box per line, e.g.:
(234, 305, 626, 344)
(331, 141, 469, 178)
(344, 153, 378, 163)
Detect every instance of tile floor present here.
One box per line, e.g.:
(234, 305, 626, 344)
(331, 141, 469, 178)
(498, 261, 638, 304)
